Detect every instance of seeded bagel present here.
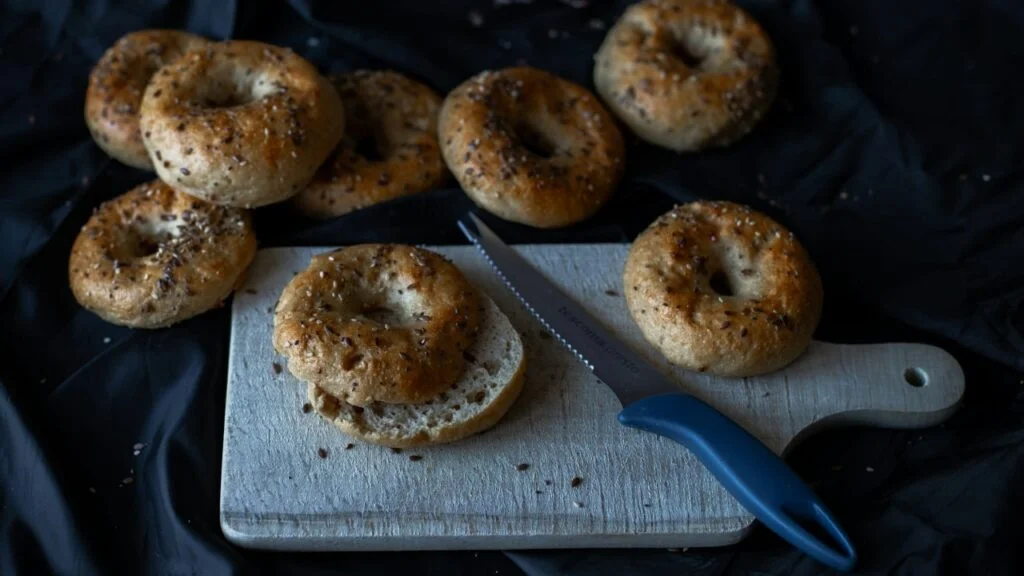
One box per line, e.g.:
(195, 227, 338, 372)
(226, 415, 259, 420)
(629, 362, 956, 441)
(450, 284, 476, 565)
(623, 201, 822, 376)
(68, 180, 257, 328)
(594, 0, 778, 151)
(293, 70, 448, 218)
(439, 66, 625, 228)
(273, 244, 481, 407)
(308, 292, 526, 448)
(85, 30, 209, 169)
(139, 40, 344, 207)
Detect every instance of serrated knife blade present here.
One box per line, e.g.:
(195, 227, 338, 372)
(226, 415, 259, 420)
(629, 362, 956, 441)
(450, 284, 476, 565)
(456, 215, 674, 407)
(457, 212, 858, 572)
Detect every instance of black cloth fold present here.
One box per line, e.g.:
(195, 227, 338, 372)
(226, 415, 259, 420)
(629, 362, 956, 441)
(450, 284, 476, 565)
(1, 1, 1021, 574)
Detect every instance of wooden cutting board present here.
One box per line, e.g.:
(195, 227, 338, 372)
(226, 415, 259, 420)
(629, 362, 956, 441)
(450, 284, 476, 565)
(219, 244, 964, 551)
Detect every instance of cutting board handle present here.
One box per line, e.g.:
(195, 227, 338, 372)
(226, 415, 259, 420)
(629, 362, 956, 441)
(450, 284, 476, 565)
(688, 341, 966, 455)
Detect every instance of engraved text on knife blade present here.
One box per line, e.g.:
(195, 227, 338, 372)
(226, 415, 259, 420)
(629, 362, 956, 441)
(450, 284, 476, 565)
(556, 305, 641, 375)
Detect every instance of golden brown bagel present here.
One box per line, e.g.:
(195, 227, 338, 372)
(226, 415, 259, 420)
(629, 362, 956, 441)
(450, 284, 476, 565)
(292, 70, 448, 218)
(139, 40, 344, 207)
(307, 290, 527, 448)
(594, 0, 778, 151)
(439, 66, 625, 228)
(623, 201, 822, 376)
(273, 244, 481, 407)
(68, 180, 257, 328)
(85, 30, 208, 170)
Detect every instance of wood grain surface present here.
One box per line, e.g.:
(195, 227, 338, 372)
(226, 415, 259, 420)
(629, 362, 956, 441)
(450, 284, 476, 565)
(220, 244, 964, 551)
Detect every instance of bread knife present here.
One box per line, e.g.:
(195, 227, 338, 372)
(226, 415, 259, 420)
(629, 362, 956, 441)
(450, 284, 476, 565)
(457, 212, 857, 572)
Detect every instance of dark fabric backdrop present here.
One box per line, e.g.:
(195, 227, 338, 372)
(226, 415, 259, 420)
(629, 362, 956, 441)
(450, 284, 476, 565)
(2, 0, 1022, 574)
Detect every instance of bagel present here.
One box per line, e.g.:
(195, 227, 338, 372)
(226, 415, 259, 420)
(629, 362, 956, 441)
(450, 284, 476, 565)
(292, 70, 448, 219)
(273, 244, 481, 407)
(68, 180, 257, 328)
(623, 201, 822, 376)
(439, 66, 625, 228)
(308, 292, 526, 448)
(593, 0, 778, 152)
(139, 40, 345, 207)
(85, 30, 208, 170)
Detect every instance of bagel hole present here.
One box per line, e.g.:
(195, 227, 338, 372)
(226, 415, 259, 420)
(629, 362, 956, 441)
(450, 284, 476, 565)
(124, 227, 167, 259)
(201, 93, 252, 108)
(134, 237, 161, 258)
(353, 135, 386, 162)
(196, 80, 257, 110)
(361, 305, 402, 326)
(709, 270, 734, 297)
(516, 124, 557, 159)
(671, 41, 705, 69)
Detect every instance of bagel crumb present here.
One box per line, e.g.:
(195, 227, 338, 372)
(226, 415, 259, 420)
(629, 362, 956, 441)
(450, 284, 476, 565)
(409, 455, 423, 462)
(571, 476, 583, 487)
(516, 463, 530, 471)
(301, 403, 312, 413)
(345, 443, 354, 450)
(317, 448, 328, 459)
(391, 447, 403, 454)
(272, 362, 282, 374)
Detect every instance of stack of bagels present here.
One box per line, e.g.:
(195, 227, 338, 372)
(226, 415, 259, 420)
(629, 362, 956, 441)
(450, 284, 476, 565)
(70, 1, 824, 447)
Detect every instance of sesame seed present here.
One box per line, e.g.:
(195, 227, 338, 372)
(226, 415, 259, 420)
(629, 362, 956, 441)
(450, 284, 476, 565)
(516, 463, 530, 471)
(982, 173, 991, 182)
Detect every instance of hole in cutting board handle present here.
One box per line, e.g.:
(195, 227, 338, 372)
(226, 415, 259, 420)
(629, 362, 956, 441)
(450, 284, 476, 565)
(903, 367, 929, 388)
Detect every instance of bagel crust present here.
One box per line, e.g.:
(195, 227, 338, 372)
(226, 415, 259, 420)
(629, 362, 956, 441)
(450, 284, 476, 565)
(594, 0, 778, 151)
(139, 40, 345, 207)
(439, 66, 625, 228)
(293, 71, 448, 219)
(623, 201, 822, 376)
(85, 30, 208, 170)
(273, 244, 482, 407)
(69, 180, 257, 328)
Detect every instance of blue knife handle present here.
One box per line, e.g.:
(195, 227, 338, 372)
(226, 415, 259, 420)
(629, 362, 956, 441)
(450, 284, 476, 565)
(617, 393, 857, 572)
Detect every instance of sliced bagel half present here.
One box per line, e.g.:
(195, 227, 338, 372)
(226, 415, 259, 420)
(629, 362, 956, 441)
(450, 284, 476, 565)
(308, 292, 526, 448)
